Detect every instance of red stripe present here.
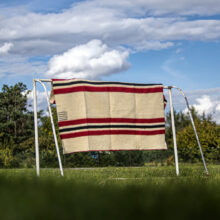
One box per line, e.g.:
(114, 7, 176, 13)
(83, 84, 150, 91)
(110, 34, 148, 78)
(53, 86, 163, 95)
(58, 117, 165, 127)
(60, 129, 165, 139)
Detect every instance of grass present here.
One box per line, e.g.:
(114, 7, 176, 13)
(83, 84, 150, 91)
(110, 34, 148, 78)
(0, 164, 220, 219)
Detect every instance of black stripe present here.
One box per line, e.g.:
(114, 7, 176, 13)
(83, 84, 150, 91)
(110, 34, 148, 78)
(53, 80, 162, 87)
(59, 124, 165, 133)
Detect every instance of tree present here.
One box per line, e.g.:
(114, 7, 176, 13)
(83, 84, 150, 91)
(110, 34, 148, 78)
(142, 110, 190, 165)
(1, 82, 219, 168)
(38, 106, 63, 167)
(177, 117, 220, 163)
(0, 83, 33, 144)
(0, 83, 34, 167)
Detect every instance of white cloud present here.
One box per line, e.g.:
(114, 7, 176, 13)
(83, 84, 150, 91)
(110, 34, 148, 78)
(1, 1, 220, 58)
(193, 95, 214, 115)
(166, 88, 220, 123)
(0, 42, 13, 54)
(95, 0, 220, 16)
(0, 55, 47, 78)
(46, 40, 130, 79)
(1, 1, 220, 78)
(27, 89, 50, 112)
(134, 41, 174, 51)
(3, 0, 220, 17)
(189, 95, 220, 123)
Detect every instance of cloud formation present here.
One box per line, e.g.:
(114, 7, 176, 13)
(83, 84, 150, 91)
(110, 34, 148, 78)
(27, 89, 50, 113)
(1, 0, 220, 79)
(189, 95, 220, 123)
(166, 88, 220, 123)
(217, 104, 220, 112)
(1, 1, 220, 57)
(0, 55, 47, 78)
(47, 40, 130, 79)
(95, 0, 220, 16)
(193, 95, 215, 115)
(0, 42, 13, 55)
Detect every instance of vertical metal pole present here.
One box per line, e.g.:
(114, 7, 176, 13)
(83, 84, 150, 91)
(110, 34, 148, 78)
(36, 80, 64, 176)
(33, 80, 40, 176)
(168, 87, 179, 176)
(173, 87, 209, 175)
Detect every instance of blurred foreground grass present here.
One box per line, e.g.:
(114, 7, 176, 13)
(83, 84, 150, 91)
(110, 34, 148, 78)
(0, 164, 220, 220)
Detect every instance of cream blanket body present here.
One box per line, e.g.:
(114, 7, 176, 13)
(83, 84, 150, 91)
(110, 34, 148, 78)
(51, 79, 167, 154)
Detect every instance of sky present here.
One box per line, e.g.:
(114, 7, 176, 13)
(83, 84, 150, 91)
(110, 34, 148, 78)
(0, 0, 220, 122)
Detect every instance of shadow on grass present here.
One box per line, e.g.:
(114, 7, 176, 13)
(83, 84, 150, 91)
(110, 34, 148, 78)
(0, 166, 220, 220)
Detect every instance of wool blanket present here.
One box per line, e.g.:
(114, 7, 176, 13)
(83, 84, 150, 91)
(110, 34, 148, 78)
(50, 79, 167, 154)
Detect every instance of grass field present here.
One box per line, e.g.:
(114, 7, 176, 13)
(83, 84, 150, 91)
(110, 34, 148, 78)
(0, 164, 220, 219)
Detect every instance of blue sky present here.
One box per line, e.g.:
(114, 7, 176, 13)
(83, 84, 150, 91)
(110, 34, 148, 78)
(0, 0, 220, 121)
(103, 41, 220, 90)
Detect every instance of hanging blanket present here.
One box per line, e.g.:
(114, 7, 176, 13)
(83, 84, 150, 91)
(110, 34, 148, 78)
(50, 79, 167, 154)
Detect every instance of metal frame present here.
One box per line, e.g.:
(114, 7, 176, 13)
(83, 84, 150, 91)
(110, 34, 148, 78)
(33, 79, 208, 176)
(33, 79, 64, 176)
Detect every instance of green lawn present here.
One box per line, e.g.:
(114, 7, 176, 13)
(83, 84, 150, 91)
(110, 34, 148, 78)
(0, 164, 220, 220)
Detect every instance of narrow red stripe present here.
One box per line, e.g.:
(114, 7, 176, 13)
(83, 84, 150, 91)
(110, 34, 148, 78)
(53, 86, 163, 95)
(60, 129, 165, 139)
(58, 118, 165, 127)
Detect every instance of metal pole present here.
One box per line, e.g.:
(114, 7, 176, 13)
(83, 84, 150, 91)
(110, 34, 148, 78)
(172, 86, 209, 175)
(33, 80, 40, 176)
(34, 79, 52, 82)
(35, 80, 64, 176)
(168, 87, 179, 176)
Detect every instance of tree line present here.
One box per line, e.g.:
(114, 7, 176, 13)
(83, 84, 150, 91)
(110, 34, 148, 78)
(0, 83, 219, 168)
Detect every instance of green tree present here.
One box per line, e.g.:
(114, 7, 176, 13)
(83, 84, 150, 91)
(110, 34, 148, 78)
(0, 83, 34, 167)
(0, 83, 33, 143)
(177, 117, 220, 163)
(142, 110, 190, 165)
